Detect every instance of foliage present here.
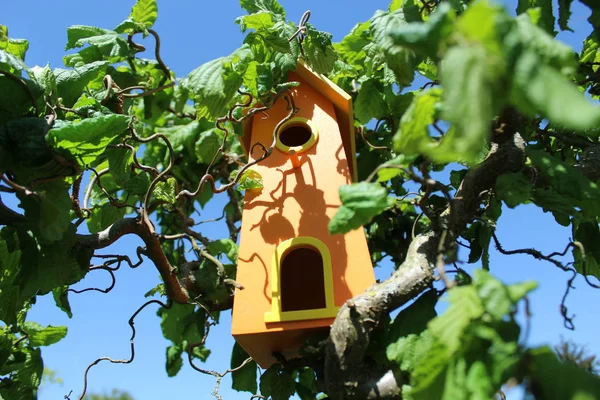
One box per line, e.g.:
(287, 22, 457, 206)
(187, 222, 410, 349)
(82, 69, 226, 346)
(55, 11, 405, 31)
(1, 0, 600, 399)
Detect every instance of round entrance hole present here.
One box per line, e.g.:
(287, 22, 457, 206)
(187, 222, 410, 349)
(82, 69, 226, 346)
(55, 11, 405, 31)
(278, 124, 313, 147)
(275, 117, 318, 154)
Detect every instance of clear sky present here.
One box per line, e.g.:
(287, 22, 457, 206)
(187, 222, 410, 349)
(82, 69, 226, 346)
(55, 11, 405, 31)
(2, 1, 599, 400)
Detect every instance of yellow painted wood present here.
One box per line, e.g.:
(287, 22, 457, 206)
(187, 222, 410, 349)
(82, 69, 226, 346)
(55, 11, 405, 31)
(264, 236, 338, 323)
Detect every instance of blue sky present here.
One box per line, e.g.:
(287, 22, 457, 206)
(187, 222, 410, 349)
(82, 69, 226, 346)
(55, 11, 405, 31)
(2, 1, 599, 399)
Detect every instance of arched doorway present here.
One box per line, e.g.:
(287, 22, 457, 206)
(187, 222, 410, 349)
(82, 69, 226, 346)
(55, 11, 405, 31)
(280, 246, 326, 312)
(264, 236, 338, 323)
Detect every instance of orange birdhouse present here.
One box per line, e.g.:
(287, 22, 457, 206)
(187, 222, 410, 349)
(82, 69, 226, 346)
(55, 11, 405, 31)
(231, 61, 376, 368)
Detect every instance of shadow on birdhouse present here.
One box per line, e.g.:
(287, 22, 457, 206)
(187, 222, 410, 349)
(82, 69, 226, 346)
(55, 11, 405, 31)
(231, 61, 375, 368)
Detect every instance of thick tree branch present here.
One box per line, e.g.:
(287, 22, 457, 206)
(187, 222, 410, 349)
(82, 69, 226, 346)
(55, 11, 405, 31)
(325, 119, 527, 399)
(76, 217, 189, 304)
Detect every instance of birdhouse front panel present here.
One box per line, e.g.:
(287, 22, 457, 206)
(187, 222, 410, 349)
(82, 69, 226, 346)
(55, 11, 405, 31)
(231, 68, 376, 368)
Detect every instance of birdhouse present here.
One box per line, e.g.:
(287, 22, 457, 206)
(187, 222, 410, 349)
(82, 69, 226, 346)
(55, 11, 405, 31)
(231, 61, 376, 368)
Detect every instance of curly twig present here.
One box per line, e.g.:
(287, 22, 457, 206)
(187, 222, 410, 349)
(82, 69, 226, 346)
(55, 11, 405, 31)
(78, 299, 171, 400)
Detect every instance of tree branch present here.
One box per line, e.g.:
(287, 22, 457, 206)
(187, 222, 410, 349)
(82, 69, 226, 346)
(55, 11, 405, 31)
(76, 217, 189, 304)
(325, 113, 527, 399)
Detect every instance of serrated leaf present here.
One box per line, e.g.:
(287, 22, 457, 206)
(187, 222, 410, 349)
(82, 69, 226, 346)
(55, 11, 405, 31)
(195, 129, 222, 164)
(158, 303, 205, 344)
(130, 0, 158, 28)
(236, 11, 276, 32)
(166, 345, 183, 377)
(496, 172, 532, 208)
(388, 3, 455, 59)
(393, 88, 441, 157)
(387, 290, 438, 344)
(528, 149, 600, 218)
(328, 182, 393, 234)
(54, 61, 109, 107)
(511, 51, 600, 135)
(154, 177, 177, 205)
(231, 342, 257, 393)
(354, 79, 387, 123)
(22, 322, 67, 347)
(557, 0, 573, 31)
(260, 364, 296, 400)
(185, 46, 252, 120)
(572, 220, 600, 280)
(46, 114, 130, 167)
(240, 0, 285, 17)
(18, 180, 72, 242)
(439, 45, 499, 164)
(528, 346, 600, 399)
(29, 65, 57, 101)
(63, 26, 131, 67)
(0, 27, 29, 61)
(52, 287, 72, 318)
(517, 0, 556, 36)
(428, 286, 484, 354)
(303, 25, 337, 75)
(207, 239, 239, 263)
(237, 169, 263, 191)
(0, 49, 27, 73)
(87, 203, 127, 234)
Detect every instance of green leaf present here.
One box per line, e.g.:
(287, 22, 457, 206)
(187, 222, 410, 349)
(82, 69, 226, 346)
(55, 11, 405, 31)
(511, 51, 600, 135)
(231, 342, 257, 393)
(52, 287, 72, 318)
(239, 0, 285, 17)
(296, 368, 318, 400)
(0, 49, 28, 74)
(63, 26, 132, 67)
(260, 364, 296, 400)
(557, 0, 573, 31)
(46, 114, 130, 167)
(237, 169, 263, 191)
(328, 182, 393, 235)
(54, 61, 109, 107)
(393, 88, 441, 157)
(0, 27, 29, 61)
(154, 177, 177, 205)
(130, 0, 158, 28)
(428, 286, 484, 354)
(185, 45, 252, 120)
(572, 220, 600, 280)
(528, 149, 600, 218)
(166, 345, 183, 377)
(22, 322, 67, 347)
(236, 11, 276, 32)
(439, 44, 499, 164)
(207, 239, 239, 263)
(354, 79, 387, 123)
(527, 346, 600, 399)
(517, 0, 556, 36)
(29, 65, 57, 102)
(388, 3, 455, 59)
(158, 303, 206, 344)
(87, 203, 127, 234)
(195, 129, 222, 164)
(303, 25, 337, 75)
(18, 180, 72, 242)
(387, 290, 438, 344)
(496, 172, 532, 208)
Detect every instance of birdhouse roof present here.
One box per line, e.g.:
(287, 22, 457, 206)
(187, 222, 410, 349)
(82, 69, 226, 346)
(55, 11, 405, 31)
(241, 60, 358, 182)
